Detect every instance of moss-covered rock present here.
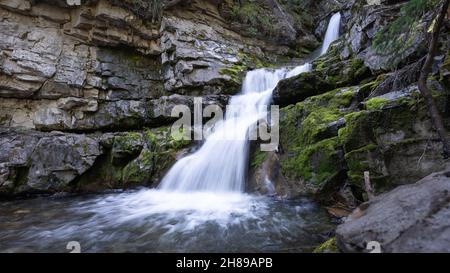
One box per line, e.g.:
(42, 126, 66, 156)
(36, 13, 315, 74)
(277, 87, 359, 197)
(111, 132, 144, 165)
(281, 137, 341, 187)
(273, 76, 449, 202)
(273, 57, 370, 107)
(338, 88, 448, 196)
(75, 127, 191, 191)
(220, 50, 275, 91)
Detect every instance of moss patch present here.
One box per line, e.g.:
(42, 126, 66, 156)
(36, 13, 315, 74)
(251, 150, 267, 169)
(365, 97, 389, 110)
(313, 237, 338, 253)
(279, 87, 360, 193)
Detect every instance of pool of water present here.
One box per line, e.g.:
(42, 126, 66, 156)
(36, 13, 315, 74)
(0, 189, 335, 253)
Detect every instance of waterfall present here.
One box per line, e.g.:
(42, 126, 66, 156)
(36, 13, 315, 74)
(159, 65, 310, 192)
(320, 12, 341, 55)
(159, 12, 341, 193)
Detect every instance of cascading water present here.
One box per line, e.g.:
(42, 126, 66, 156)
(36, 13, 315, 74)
(0, 13, 341, 253)
(159, 66, 311, 192)
(321, 12, 341, 55)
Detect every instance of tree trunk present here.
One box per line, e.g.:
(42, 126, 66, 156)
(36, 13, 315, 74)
(418, 0, 450, 158)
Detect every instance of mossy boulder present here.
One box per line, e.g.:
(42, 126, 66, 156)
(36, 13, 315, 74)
(273, 57, 370, 107)
(120, 127, 191, 187)
(277, 87, 359, 197)
(272, 78, 449, 202)
(338, 88, 448, 196)
(76, 127, 191, 191)
(111, 132, 144, 165)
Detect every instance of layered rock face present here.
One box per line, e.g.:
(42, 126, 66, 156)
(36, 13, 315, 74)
(0, 0, 168, 196)
(0, 0, 162, 131)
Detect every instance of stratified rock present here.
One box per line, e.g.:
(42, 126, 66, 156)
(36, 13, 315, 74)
(0, 0, 162, 132)
(0, 128, 102, 195)
(25, 133, 102, 192)
(160, 15, 259, 95)
(0, 126, 192, 197)
(336, 166, 450, 253)
(149, 94, 230, 125)
(339, 85, 447, 194)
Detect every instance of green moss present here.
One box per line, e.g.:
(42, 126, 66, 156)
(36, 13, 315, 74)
(281, 137, 340, 185)
(220, 50, 274, 87)
(313, 56, 370, 90)
(220, 63, 247, 84)
(143, 128, 157, 147)
(313, 237, 338, 253)
(122, 161, 141, 184)
(293, 88, 356, 144)
(337, 111, 366, 151)
(359, 75, 385, 97)
(365, 97, 389, 110)
(251, 150, 266, 168)
(122, 149, 154, 185)
(113, 132, 143, 154)
(344, 144, 378, 176)
(279, 87, 361, 190)
(300, 109, 340, 145)
(81, 142, 90, 154)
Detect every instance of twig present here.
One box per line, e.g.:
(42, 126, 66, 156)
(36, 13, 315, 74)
(364, 171, 375, 201)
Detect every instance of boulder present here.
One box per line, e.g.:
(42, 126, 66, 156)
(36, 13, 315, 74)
(336, 166, 450, 253)
(25, 133, 102, 192)
(0, 128, 103, 195)
(272, 57, 370, 107)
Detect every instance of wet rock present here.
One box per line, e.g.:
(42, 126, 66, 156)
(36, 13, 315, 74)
(336, 166, 450, 253)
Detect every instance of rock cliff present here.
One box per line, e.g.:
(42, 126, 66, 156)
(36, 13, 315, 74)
(0, 0, 336, 196)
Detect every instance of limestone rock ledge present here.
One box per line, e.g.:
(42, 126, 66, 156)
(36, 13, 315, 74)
(0, 126, 191, 197)
(0, 0, 307, 133)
